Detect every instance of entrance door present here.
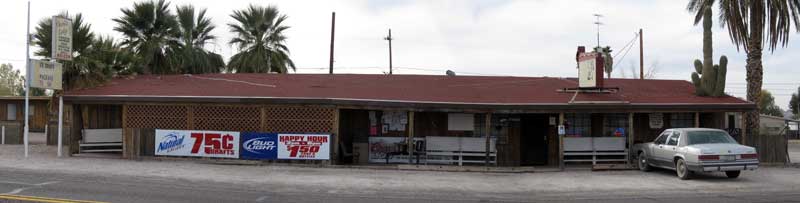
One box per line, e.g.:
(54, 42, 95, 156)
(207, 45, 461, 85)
(520, 114, 550, 166)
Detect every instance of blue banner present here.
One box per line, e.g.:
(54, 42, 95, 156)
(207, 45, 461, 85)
(240, 132, 278, 160)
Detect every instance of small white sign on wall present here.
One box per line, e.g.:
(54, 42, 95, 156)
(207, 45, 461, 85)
(448, 113, 474, 131)
(649, 113, 664, 129)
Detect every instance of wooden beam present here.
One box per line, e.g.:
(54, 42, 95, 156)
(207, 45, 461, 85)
(407, 111, 415, 164)
(260, 106, 267, 132)
(695, 112, 700, 127)
(122, 104, 129, 159)
(186, 106, 194, 130)
(485, 113, 492, 166)
(628, 112, 634, 166)
(332, 108, 340, 165)
(559, 112, 565, 171)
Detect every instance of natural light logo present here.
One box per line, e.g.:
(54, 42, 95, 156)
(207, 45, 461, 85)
(157, 132, 185, 153)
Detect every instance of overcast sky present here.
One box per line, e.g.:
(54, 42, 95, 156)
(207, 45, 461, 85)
(1, 0, 799, 109)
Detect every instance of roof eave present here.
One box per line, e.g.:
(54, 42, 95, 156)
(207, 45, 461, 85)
(63, 95, 756, 112)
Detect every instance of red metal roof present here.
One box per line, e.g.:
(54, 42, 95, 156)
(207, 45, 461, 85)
(64, 73, 751, 106)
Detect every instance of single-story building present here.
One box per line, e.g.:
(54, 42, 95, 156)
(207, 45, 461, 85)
(759, 114, 799, 136)
(0, 96, 50, 131)
(61, 73, 755, 167)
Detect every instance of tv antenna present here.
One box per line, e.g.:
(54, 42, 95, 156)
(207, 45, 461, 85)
(593, 13, 603, 47)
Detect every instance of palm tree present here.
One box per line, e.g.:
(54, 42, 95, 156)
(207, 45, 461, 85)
(68, 36, 138, 88)
(33, 12, 105, 90)
(113, 0, 178, 74)
(687, 0, 800, 137)
(227, 5, 295, 73)
(169, 5, 225, 74)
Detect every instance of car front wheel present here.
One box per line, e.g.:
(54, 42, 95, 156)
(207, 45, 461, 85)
(726, 171, 741, 178)
(676, 159, 692, 180)
(638, 152, 651, 172)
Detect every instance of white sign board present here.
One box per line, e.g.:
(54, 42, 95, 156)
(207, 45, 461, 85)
(578, 57, 597, 88)
(30, 60, 62, 90)
(52, 16, 72, 61)
(649, 113, 664, 129)
(277, 134, 330, 160)
(155, 129, 240, 158)
(447, 113, 475, 131)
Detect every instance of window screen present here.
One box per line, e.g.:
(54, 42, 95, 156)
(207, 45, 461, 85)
(565, 113, 590, 137)
(603, 113, 628, 137)
(670, 113, 695, 128)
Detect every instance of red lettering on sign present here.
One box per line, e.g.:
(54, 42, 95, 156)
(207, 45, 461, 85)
(191, 133, 203, 153)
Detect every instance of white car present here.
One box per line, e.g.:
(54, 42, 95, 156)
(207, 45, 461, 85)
(634, 128, 758, 179)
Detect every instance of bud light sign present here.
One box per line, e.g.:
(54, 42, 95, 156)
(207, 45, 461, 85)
(240, 133, 278, 160)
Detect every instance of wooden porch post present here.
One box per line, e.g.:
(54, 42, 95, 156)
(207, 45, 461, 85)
(695, 112, 700, 127)
(628, 113, 634, 166)
(485, 113, 492, 166)
(559, 112, 565, 170)
(332, 108, 340, 165)
(407, 111, 415, 164)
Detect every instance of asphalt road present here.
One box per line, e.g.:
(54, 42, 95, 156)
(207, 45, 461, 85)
(0, 168, 799, 203)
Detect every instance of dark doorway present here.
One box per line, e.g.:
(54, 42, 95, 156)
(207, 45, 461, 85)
(519, 114, 552, 166)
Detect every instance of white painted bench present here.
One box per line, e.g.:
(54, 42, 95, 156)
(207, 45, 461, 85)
(80, 129, 123, 153)
(563, 137, 628, 165)
(425, 136, 496, 166)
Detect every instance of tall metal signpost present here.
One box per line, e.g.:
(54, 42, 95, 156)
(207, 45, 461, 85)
(23, 1, 30, 158)
(24, 1, 68, 158)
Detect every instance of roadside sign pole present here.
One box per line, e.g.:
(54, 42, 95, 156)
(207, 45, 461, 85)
(23, 1, 31, 158)
(57, 96, 63, 157)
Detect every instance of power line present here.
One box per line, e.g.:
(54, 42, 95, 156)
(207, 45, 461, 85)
(613, 32, 639, 59)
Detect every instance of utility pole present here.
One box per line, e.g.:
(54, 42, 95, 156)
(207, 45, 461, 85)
(329, 12, 335, 74)
(593, 14, 603, 47)
(384, 29, 393, 75)
(639, 28, 644, 80)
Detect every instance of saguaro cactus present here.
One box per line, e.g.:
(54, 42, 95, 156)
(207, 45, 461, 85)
(690, 6, 727, 97)
(692, 56, 727, 96)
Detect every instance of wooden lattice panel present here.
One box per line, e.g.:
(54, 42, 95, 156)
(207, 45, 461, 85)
(264, 106, 335, 133)
(193, 105, 260, 132)
(126, 105, 187, 129)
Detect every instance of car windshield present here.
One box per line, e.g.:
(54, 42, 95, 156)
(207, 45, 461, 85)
(686, 131, 737, 145)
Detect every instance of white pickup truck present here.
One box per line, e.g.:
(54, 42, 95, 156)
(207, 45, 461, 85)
(633, 128, 758, 180)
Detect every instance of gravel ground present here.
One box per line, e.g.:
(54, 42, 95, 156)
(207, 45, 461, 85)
(1, 144, 799, 200)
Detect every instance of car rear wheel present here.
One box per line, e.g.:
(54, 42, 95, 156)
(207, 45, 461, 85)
(725, 171, 741, 178)
(676, 159, 692, 180)
(638, 152, 651, 172)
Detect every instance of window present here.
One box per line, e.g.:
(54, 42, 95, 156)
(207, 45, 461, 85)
(603, 113, 628, 137)
(670, 113, 694, 128)
(687, 130, 737, 145)
(666, 131, 681, 146)
(654, 131, 670, 145)
(6, 104, 16, 120)
(565, 113, 590, 137)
